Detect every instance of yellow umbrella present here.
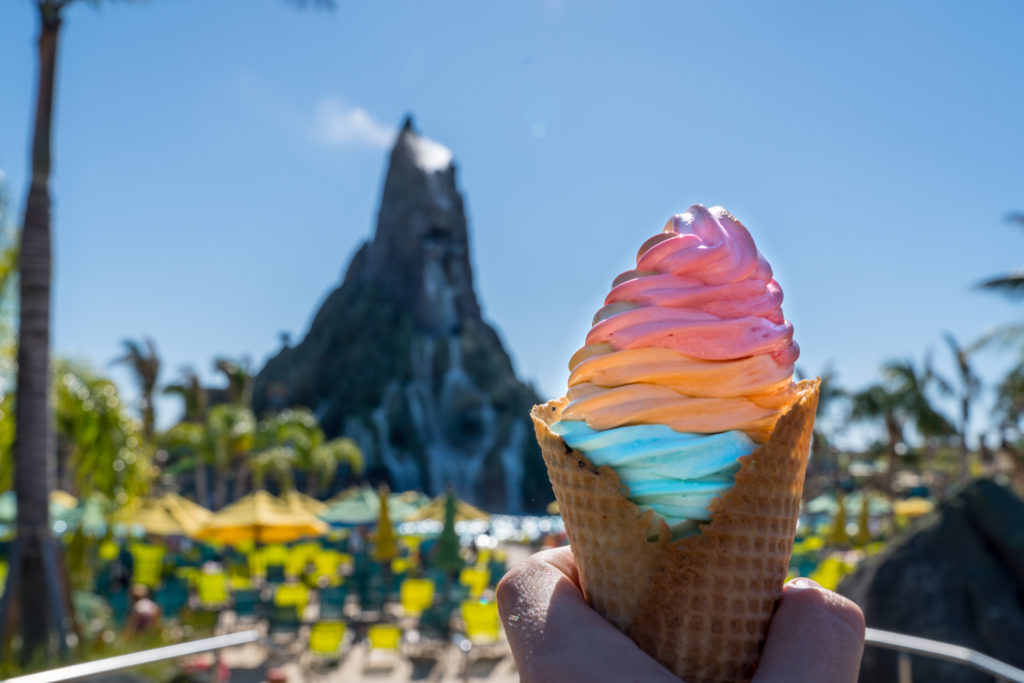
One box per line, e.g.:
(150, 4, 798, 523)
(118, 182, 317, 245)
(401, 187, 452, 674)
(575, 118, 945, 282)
(157, 493, 211, 537)
(124, 504, 189, 536)
(195, 490, 327, 545)
(372, 487, 397, 562)
(281, 490, 329, 516)
(113, 493, 212, 538)
(406, 494, 490, 523)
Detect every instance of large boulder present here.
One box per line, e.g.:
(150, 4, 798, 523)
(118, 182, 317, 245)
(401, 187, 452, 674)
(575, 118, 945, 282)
(837, 479, 1024, 682)
(253, 117, 551, 513)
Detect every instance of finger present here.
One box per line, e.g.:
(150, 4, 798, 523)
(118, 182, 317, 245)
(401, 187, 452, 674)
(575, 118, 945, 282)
(497, 547, 678, 683)
(755, 578, 865, 683)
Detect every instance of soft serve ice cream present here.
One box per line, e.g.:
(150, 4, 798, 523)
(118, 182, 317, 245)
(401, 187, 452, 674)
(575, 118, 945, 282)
(549, 204, 800, 536)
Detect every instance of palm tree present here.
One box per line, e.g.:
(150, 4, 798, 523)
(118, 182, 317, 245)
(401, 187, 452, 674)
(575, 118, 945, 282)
(253, 408, 364, 496)
(112, 338, 161, 442)
(163, 365, 207, 424)
(54, 359, 152, 500)
(850, 359, 956, 494)
(160, 420, 208, 506)
(206, 403, 256, 508)
(213, 356, 254, 408)
(977, 212, 1024, 297)
(935, 333, 982, 481)
(9, 0, 73, 662)
(993, 361, 1024, 483)
(796, 364, 847, 498)
(249, 445, 296, 491)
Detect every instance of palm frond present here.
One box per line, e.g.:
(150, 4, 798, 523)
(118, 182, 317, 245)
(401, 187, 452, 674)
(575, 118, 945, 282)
(977, 271, 1024, 299)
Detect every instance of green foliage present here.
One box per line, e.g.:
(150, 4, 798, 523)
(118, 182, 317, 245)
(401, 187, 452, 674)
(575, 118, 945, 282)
(53, 358, 154, 503)
(213, 356, 253, 407)
(162, 365, 207, 423)
(250, 407, 364, 494)
(807, 555, 858, 591)
(111, 338, 161, 440)
(0, 359, 153, 498)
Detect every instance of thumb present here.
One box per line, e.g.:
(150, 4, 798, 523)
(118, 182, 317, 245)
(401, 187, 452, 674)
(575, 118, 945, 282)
(755, 578, 865, 683)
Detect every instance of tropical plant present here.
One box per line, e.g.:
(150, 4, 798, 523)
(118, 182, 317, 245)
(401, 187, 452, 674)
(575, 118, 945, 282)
(252, 408, 364, 496)
(163, 365, 207, 424)
(213, 356, 254, 408)
(159, 420, 208, 506)
(112, 338, 161, 441)
(249, 445, 295, 491)
(933, 333, 982, 482)
(206, 404, 256, 508)
(52, 359, 153, 502)
(977, 212, 1024, 298)
(796, 364, 847, 497)
(850, 359, 956, 493)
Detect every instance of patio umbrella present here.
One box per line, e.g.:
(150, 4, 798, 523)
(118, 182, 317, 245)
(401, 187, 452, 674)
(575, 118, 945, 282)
(319, 486, 379, 526)
(319, 486, 429, 526)
(159, 492, 212, 525)
(281, 489, 329, 516)
(113, 493, 212, 538)
(119, 503, 191, 537)
(372, 487, 397, 562)
(406, 494, 490, 523)
(195, 490, 327, 544)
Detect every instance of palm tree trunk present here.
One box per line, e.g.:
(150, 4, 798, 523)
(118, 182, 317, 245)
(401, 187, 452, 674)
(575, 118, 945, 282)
(214, 466, 227, 509)
(13, 8, 61, 662)
(194, 460, 209, 508)
(959, 399, 970, 485)
(141, 397, 155, 444)
(232, 460, 249, 502)
(884, 415, 901, 496)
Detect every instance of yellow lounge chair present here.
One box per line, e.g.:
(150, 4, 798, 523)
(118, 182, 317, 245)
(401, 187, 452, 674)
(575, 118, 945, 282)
(399, 578, 434, 617)
(458, 566, 490, 600)
(364, 623, 402, 673)
(196, 571, 230, 608)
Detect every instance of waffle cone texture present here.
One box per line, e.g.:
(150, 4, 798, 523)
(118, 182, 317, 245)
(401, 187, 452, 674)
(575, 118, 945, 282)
(532, 379, 819, 683)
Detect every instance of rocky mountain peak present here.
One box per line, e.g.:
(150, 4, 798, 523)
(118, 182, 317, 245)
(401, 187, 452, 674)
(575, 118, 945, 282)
(357, 119, 479, 333)
(253, 118, 550, 512)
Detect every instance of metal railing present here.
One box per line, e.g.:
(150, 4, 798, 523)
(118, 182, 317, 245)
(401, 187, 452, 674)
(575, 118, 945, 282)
(6, 625, 1024, 683)
(865, 627, 1024, 683)
(3, 629, 261, 683)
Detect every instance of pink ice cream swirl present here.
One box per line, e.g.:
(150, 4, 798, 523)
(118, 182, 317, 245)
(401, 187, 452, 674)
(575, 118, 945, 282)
(586, 204, 799, 367)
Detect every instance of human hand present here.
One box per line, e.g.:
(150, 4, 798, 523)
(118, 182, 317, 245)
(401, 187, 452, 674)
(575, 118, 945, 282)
(496, 547, 865, 682)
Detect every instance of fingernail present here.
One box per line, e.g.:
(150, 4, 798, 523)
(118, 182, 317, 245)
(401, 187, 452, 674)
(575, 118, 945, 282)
(788, 577, 822, 590)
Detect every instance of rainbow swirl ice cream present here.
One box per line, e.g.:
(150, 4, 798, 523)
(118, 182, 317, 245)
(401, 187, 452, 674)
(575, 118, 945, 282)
(550, 204, 799, 534)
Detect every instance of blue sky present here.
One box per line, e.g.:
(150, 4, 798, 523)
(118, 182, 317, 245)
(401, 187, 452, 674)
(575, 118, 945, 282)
(1, 1, 1023, 447)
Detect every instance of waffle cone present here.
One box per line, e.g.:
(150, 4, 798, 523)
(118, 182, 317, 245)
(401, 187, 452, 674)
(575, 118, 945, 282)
(532, 379, 819, 683)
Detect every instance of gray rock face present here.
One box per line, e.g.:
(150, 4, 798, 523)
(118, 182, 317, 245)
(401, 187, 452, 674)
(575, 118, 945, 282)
(253, 118, 551, 512)
(837, 479, 1024, 682)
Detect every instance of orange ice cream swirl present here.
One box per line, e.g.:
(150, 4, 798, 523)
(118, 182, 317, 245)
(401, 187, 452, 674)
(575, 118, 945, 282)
(561, 204, 799, 443)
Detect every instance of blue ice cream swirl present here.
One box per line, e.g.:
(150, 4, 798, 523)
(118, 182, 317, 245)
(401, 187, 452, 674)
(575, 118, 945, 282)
(548, 420, 757, 537)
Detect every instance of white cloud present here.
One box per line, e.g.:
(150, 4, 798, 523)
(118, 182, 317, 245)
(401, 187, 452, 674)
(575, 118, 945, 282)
(314, 98, 395, 149)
